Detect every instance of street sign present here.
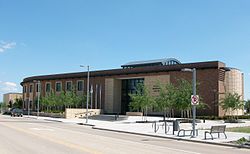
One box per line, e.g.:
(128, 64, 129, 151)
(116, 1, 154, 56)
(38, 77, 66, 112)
(191, 95, 199, 105)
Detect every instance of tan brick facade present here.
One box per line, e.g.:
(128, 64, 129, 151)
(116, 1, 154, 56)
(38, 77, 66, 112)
(144, 75, 170, 97)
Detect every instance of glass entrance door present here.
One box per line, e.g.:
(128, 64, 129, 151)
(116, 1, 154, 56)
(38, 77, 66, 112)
(121, 78, 144, 114)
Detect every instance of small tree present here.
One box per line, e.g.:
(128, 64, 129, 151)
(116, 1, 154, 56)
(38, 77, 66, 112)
(220, 93, 244, 119)
(245, 100, 250, 113)
(0, 102, 8, 113)
(155, 83, 176, 118)
(172, 79, 206, 118)
(40, 87, 87, 113)
(40, 91, 58, 112)
(175, 79, 193, 118)
(12, 98, 23, 109)
(129, 83, 155, 120)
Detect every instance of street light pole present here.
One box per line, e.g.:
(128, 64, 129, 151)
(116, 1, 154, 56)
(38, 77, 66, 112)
(80, 65, 90, 123)
(33, 80, 40, 119)
(90, 85, 93, 109)
(192, 68, 196, 138)
(28, 97, 30, 117)
(181, 68, 197, 138)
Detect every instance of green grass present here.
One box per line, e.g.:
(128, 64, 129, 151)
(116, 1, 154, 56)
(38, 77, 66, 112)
(226, 127, 250, 133)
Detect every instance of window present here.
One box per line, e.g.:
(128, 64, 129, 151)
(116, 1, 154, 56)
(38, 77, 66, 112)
(77, 80, 83, 91)
(24, 86, 27, 93)
(36, 83, 40, 92)
(46, 83, 51, 92)
(29, 84, 33, 93)
(66, 81, 72, 91)
(55, 82, 62, 92)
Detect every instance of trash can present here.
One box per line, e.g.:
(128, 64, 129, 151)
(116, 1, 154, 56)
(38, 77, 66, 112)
(173, 120, 180, 131)
(114, 113, 119, 120)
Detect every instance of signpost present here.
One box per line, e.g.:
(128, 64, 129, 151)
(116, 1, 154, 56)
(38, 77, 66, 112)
(191, 95, 199, 105)
(182, 68, 197, 137)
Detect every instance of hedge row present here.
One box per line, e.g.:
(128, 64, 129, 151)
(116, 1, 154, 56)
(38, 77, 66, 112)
(196, 115, 250, 120)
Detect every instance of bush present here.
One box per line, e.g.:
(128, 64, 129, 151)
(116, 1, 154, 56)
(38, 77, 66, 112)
(236, 137, 249, 145)
(196, 115, 250, 121)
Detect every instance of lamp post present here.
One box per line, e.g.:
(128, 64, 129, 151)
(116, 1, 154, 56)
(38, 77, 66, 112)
(33, 80, 40, 118)
(90, 85, 93, 109)
(181, 68, 197, 137)
(80, 65, 90, 123)
(28, 97, 30, 118)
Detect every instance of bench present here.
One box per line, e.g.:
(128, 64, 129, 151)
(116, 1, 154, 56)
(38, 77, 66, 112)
(177, 129, 198, 137)
(205, 125, 227, 140)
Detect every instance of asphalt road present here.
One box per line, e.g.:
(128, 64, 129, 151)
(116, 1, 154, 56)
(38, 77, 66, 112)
(0, 115, 249, 154)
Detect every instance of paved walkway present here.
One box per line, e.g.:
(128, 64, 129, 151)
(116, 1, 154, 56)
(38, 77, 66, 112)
(26, 115, 250, 147)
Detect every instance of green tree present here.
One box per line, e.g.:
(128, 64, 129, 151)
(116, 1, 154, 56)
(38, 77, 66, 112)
(12, 98, 23, 109)
(155, 83, 176, 118)
(40, 91, 58, 112)
(40, 88, 86, 113)
(129, 83, 155, 120)
(40, 94, 49, 112)
(220, 93, 244, 118)
(64, 91, 74, 108)
(171, 79, 206, 118)
(245, 100, 250, 113)
(0, 102, 8, 113)
(175, 79, 193, 118)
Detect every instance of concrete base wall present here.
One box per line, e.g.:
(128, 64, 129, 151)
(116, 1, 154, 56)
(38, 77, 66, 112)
(126, 112, 143, 116)
(65, 108, 101, 119)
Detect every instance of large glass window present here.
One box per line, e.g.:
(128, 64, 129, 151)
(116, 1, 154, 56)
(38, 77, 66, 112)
(55, 82, 62, 92)
(121, 78, 144, 114)
(46, 83, 51, 92)
(77, 80, 84, 91)
(66, 81, 72, 91)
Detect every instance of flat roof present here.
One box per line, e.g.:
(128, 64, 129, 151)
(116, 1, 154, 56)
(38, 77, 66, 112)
(21, 61, 225, 85)
(3, 93, 22, 95)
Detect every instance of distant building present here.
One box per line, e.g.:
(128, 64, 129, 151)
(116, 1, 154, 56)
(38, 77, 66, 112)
(3, 93, 23, 107)
(20, 58, 244, 117)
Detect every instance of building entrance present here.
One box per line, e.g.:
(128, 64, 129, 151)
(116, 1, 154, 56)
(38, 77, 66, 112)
(121, 78, 144, 114)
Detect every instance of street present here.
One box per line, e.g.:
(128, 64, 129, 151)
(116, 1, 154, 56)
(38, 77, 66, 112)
(0, 115, 249, 154)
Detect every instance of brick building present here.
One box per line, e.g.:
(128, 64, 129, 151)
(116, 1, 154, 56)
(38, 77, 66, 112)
(20, 58, 244, 117)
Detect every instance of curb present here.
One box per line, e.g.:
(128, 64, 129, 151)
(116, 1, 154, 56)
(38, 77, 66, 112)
(23, 116, 63, 122)
(77, 123, 95, 127)
(43, 119, 63, 123)
(92, 126, 250, 150)
(23, 117, 38, 120)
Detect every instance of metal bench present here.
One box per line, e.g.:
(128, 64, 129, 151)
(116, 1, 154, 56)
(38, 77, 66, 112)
(205, 125, 227, 140)
(177, 129, 198, 137)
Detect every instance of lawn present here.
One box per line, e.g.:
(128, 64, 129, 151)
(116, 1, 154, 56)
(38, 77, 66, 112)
(226, 127, 250, 133)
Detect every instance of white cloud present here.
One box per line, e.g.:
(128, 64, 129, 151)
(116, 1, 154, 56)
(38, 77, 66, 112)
(4, 82, 17, 87)
(0, 41, 16, 53)
(0, 81, 18, 92)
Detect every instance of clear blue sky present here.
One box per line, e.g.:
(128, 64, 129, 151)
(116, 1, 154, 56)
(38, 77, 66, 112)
(0, 0, 249, 101)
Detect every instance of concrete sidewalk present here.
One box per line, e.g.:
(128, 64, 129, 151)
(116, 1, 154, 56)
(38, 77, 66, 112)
(26, 115, 250, 148)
